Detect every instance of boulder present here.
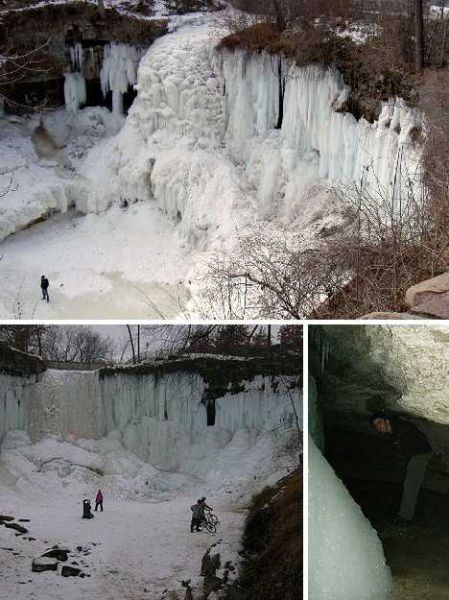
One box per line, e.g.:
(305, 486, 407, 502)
(61, 566, 81, 577)
(360, 312, 423, 320)
(0, 515, 15, 522)
(5, 522, 28, 534)
(405, 273, 449, 318)
(42, 548, 69, 562)
(32, 557, 58, 573)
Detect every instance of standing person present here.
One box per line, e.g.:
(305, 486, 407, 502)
(370, 411, 432, 521)
(95, 489, 103, 512)
(40, 275, 50, 302)
(190, 500, 201, 532)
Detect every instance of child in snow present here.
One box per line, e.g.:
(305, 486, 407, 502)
(95, 489, 104, 512)
(82, 499, 94, 519)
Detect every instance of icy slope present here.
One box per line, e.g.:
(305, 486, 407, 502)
(309, 435, 392, 600)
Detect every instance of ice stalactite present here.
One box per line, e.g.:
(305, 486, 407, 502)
(63, 72, 87, 115)
(309, 434, 393, 600)
(65, 42, 86, 114)
(69, 42, 84, 72)
(100, 43, 141, 118)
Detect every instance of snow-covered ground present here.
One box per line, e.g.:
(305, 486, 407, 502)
(0, 427, 291, 600)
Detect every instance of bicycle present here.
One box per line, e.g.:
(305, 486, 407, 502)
(197, 511, 218, 534)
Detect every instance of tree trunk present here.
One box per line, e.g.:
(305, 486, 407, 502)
(126, 325, 136, 364)
(415, 0, 425, 71)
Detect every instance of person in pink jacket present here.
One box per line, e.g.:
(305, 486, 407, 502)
(95, 489, 104, 512)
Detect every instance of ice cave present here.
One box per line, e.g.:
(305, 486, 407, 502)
(0, 2, 423, 318)
(309, 324, 449, 600)
(0, 339, 302, 599)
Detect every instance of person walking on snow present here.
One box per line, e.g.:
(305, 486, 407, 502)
(40, 275, 50, 302)
(95, 489, 104, 512)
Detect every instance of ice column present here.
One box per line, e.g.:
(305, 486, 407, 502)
(64, 72, 87, 115)
(65, 42, 86, 114)
(309, 435, 393, 600)
(100, 43, 141, 117)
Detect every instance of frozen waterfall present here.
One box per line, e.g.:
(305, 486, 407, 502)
(0, 368, 301, 474)
(309, 435, 393, 600)
(80, 25, 422, 242)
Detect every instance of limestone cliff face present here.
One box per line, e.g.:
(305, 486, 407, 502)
(1, 3, 167, 110)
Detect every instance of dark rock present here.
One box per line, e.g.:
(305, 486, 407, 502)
(32, 557, 58, 572)
(0, 515, 15, 522)
(18, 519, 30, 522)
(76, 546, 83, 552)
(61, 566, 81, 577)
(201, 547, 222, 596)
(42, 548, 69, 562)
(5, 522, 28, 534)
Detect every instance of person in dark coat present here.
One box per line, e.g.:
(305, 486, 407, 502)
(82, 499, 94, 519)
(95, 489, 104, 512)
(370, 411, 432, 521)
(40, 275, 50, 302)
(190, 500, 202, 532)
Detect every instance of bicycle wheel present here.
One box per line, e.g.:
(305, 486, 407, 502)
(205, 522, 216, 534)
(209, 513, 218, 525)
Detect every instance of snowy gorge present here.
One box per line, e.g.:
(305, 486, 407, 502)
(0, 12, 423, 317)
(0, 356, 301, 599)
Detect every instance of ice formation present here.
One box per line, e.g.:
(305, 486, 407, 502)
(69, 42, 84, 72)
(309, 435, 393, 600)
(80, 25, 422, 240)
(64, 71, 87, 114)
(100, 43, 142, 117)
(0, 368, 301, 485)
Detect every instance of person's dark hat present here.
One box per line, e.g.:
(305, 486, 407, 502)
(369, 410, 388, 425)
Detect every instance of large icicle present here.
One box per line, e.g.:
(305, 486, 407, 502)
(100, 43, 141, 117)
(63, 72, 87, 114)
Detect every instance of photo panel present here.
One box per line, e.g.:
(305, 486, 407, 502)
(0, 323, 303, 599)
(308, 323, 449, 600)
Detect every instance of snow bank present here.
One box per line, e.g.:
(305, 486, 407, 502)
(309, 435, 392, 600)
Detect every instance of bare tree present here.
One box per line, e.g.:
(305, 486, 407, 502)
(415, 0, 425, 69)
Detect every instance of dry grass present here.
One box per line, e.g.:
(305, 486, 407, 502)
(231, 469, 302, 600)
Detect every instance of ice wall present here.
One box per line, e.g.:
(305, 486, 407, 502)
(309, 435, 392, 600)
(81, 26, 422, 246)
(0, 368, 301, 473)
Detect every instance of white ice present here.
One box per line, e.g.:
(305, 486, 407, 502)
(308, 435, 393, 600)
